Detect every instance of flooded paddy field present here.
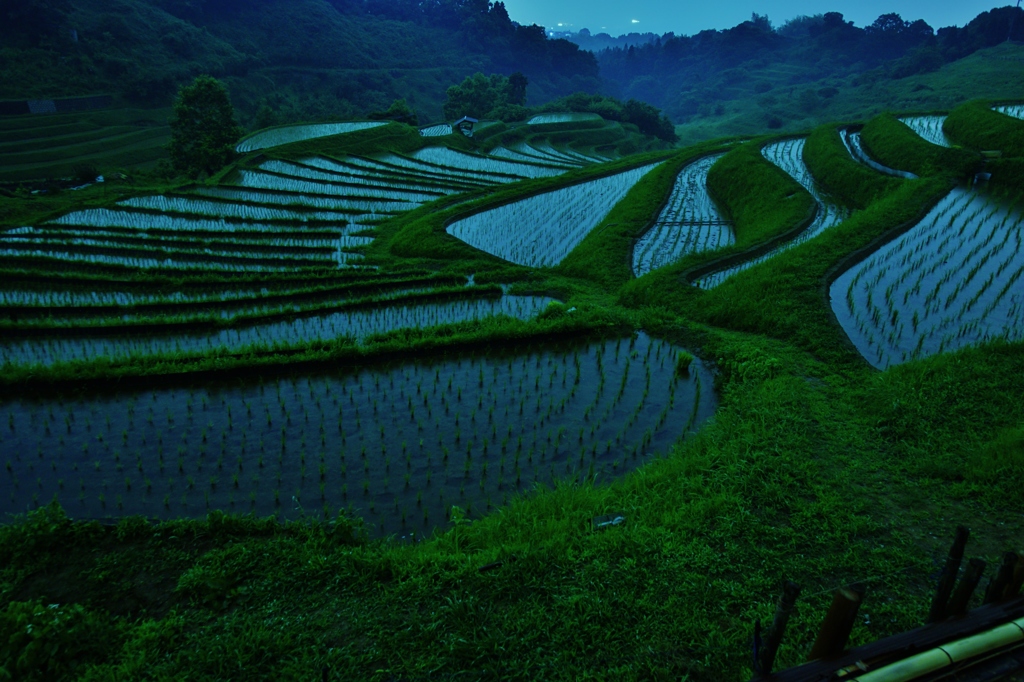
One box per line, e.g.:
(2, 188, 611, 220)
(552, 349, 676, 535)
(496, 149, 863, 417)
(1, 333, 716, 539)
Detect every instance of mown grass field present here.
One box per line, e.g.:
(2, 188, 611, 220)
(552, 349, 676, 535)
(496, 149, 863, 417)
(1, 107, 1023, 682)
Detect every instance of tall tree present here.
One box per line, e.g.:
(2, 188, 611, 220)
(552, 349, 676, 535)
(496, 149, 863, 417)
(168, 76, 243, 178)
(506, 72, 528, 106)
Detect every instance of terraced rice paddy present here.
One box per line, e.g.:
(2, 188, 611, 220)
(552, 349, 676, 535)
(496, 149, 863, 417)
(840, 129, 918, 179)
(632, 154, 733, 276)
(994, 104, 1024, 120)
(527, 113, 603, 126)
(419, 124, 453, 137)
(898, 116, 954, 148)
(447, 163, 662, 267)
(236, 122, 387, 153)
(407, 147, 565, 179)
(0, 333, 715, 538)
(118, 196, 356, 223)
(831, 188, 1024, 368)
(0, 108, 172, 182)
(695, 138, 850, 289)
(0, 295, 554, 367)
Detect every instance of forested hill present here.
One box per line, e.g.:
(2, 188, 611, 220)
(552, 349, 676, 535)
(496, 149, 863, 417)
(591, 7, 1024, 125)
(0, 0, 600, 125)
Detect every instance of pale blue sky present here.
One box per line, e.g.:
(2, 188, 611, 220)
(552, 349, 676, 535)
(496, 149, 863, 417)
(501, 0, 1013, 36)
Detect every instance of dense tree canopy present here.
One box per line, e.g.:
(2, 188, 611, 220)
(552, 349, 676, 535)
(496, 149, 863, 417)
(168, 75, 243, 178)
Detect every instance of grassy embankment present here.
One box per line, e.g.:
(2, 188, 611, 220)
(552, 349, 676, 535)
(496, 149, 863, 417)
(943, 99, 1024, 195)
(943, 99, 1024, 158)
(2, 117, 1024, 681)
(859, 113, 980, 179)
(801, 124, 904, 209)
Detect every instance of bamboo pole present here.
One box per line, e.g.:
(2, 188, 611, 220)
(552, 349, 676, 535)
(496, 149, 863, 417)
(1006, 553, 1024, 600)
(755, 580, 802, 677)
(928, 526, 969, 623)
(984, 552, 1019, 604)
(947, 558, 987, 617)
(807, 583, 867, 661)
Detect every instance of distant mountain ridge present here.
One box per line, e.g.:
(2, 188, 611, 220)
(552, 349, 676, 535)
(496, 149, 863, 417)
(583, 7, 1024, 123)
(0, 0, 600, 126)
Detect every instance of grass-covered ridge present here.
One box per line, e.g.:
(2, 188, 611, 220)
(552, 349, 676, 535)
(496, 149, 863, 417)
(802, 124, 904, 209)
(706, 139, 817, 248)
(860, 113, 980, 179)
(943, 99, 1024, 158)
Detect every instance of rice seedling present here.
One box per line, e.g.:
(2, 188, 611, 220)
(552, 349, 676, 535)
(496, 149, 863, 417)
(448, 163, 662, 267)
(632, 154, 733, 276)
(898, 116, 954, 148)
(0, 333, 715, 539)
(994, 104, 1024, 120)
(831, 187, 1024, 368)
(695, 138, 851, 288)
(0, 294, 554, 367)
(527, 113, 603, 126)
(418, 123, 453, 137)
(236, 122, 387, 153)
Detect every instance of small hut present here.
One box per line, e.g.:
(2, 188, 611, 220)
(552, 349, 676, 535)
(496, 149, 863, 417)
(454, 116, 478, 137)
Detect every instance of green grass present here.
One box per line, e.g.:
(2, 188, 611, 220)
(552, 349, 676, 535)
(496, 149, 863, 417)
(943, 99, 1024, 157)
(860, 113, 980, 179)
(706, 139, 816, 247)
(802, 124, 904, 209)
(987, 157, 1024, 194)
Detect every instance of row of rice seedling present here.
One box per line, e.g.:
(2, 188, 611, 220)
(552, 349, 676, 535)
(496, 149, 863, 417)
(840, 129, 918, 179)
(527, 113, 603, 126)
(236, 122, 387, 153)
(632, 154, 733, 277)
(898, 116, 953, 148)
(295, 157, 486, 192)
(0, 333, 714, 538)
(7, 228, 338, 255)
(48, 208, 344, 237)
(119, 195, 356, 223)
(0, 249, 304, 273)
(0, 295, 554, 367)
(191, 186, 411, 214)
(994, 104, 1024, 120)
(234, 169, 445, 203)
(408, 147, 565, 179)
(830, 187, 1024, 369)
(258, 160, 473, 195)
(695, 139, 851, 289)
(531, 143, 604, 165)
(419, 124, 453, 137)
(329, 154, 502, 189)
(0, 288, 258, 307)
(0, 271, 454, 317)
(448, 163, 663, 267)
(7, 287, 436, 325)
(0, 235, 335, 271)
(489, 145, 582, 169)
